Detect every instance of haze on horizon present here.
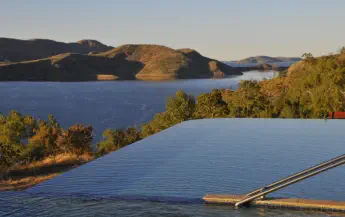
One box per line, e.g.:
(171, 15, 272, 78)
(1, 0, 345, 60)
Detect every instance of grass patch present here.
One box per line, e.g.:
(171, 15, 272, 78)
(0, 153, 94, 190)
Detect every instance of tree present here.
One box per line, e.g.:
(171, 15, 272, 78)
(141, 90, 195, 138)
(0, 111, 36, 146)
(165, 89, 195, 123)
(302, 53, 313, 59)
(27, 115, 62, 160)
(57, 124, 93, 156)
(0, 142, 22, 180)
(228, 81, 274, 118)
(0, 111, 36, 166)
(96, 127, 141, 155)
(193, 89, 229, 118)
(340, 46, 345, 55)
(282, 54, 345, 118)
(302, 53, 315, 63)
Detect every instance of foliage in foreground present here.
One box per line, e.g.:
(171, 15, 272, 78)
(141, 52, 345, 136)
(1, 51, 345, 179)
(0, 111, 94, 179)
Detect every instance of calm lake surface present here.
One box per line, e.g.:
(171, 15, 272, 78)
(0, 71, 276, 142)
(2, 119, 345, 217)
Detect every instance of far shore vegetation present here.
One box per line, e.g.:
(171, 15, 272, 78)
(1, 49, 345, 190)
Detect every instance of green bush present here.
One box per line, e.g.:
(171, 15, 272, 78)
(28, 115, 62, 157)
(0, 110, 36, 146)
(141, 90, 195, 138)
(228, 81, 274, 118)
(21, 143, 46, 162)
(0, 142, 22, 178)
(96, 127, 141, 155)
(193, 89, 229, 118)
(57, 124, 93, 156)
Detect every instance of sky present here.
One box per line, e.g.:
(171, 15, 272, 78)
(1, 0, 345, 60)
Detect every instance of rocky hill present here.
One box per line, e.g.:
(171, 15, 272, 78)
(0, 52, 143, 81)
(237, 56, 301, 64)
(0, 38, 113, 62)
(0, 44, 243, 81)
(96, 45, 242, 80)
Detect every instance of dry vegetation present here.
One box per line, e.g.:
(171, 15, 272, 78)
(0, 153, 94, 190)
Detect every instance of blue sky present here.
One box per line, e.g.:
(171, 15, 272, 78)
(1, 0, 345, 60)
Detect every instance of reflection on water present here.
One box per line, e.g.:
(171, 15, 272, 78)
(0, 71, 275, 142)
(4, 119, 341, 217)
(27, 119, 345, 201)
(0, 191, 339, 217)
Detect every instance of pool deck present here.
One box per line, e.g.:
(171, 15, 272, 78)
(203, 194, 345, 212)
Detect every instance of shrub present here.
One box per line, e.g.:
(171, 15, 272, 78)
(141, 90, 195, 138)
(340, 46, 345, 55)
(228, 81, 274, 117)
(57, 124, 93, 156)
(0, 110, 36, 146)
(193, 89, 229, 118)
(165, 89, 195, 122)
(28, 115, 62, 157)
(96, 127, 141, 156)
(0, 142, 22, 179)
(21, 143, 46, 162)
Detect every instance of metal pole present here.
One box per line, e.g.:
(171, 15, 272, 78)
(245, 153, 345, 196)
(235, 158, 345, 207)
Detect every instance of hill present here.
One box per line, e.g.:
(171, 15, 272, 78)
(275, 57, 302, 62)
(0, 38, 113, 62)
(237, 56, 302, 64)
(0, 52, 142, 81)
(0, 44, 243, 81)
(141, 52, 345, 138)
(95, 45, 242, 80)
(257, 52, 345, 117)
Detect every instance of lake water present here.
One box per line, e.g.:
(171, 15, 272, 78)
(0, 71, 276, 142)
(2, 119, 345, 217)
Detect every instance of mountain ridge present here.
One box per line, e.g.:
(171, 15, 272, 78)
(0, 44, 243, 81)
(236, 56, 302, 64)
(0, 38, 113, 62)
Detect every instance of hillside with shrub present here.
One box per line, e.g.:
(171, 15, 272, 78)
(0, 38, 113, 62)
(0, 110, 140, 189)
(95, 44, 243, 80)
(0, 44, 243, 81)
(140, 50, 345, 135)
(0, 53, 143, 81)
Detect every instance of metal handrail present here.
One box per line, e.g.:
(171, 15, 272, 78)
(246, 153, 345, 196)
(235, 157, 345, 207)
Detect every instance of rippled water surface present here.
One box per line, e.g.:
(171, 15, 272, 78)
(1, 72, 344, 217)
(0, 71, 275, 142)
(1, 119, 342, 216)
(0, 192, 337, 217)
(26, 119, 345, 202)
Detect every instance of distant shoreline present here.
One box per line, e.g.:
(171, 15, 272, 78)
(0, 69, 275, 83)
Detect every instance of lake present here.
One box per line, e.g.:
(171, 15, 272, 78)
(2, 119, 345, 217)
(0, 70, 276, 142)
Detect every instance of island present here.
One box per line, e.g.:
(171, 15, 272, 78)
(0, 38, 245, 81)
